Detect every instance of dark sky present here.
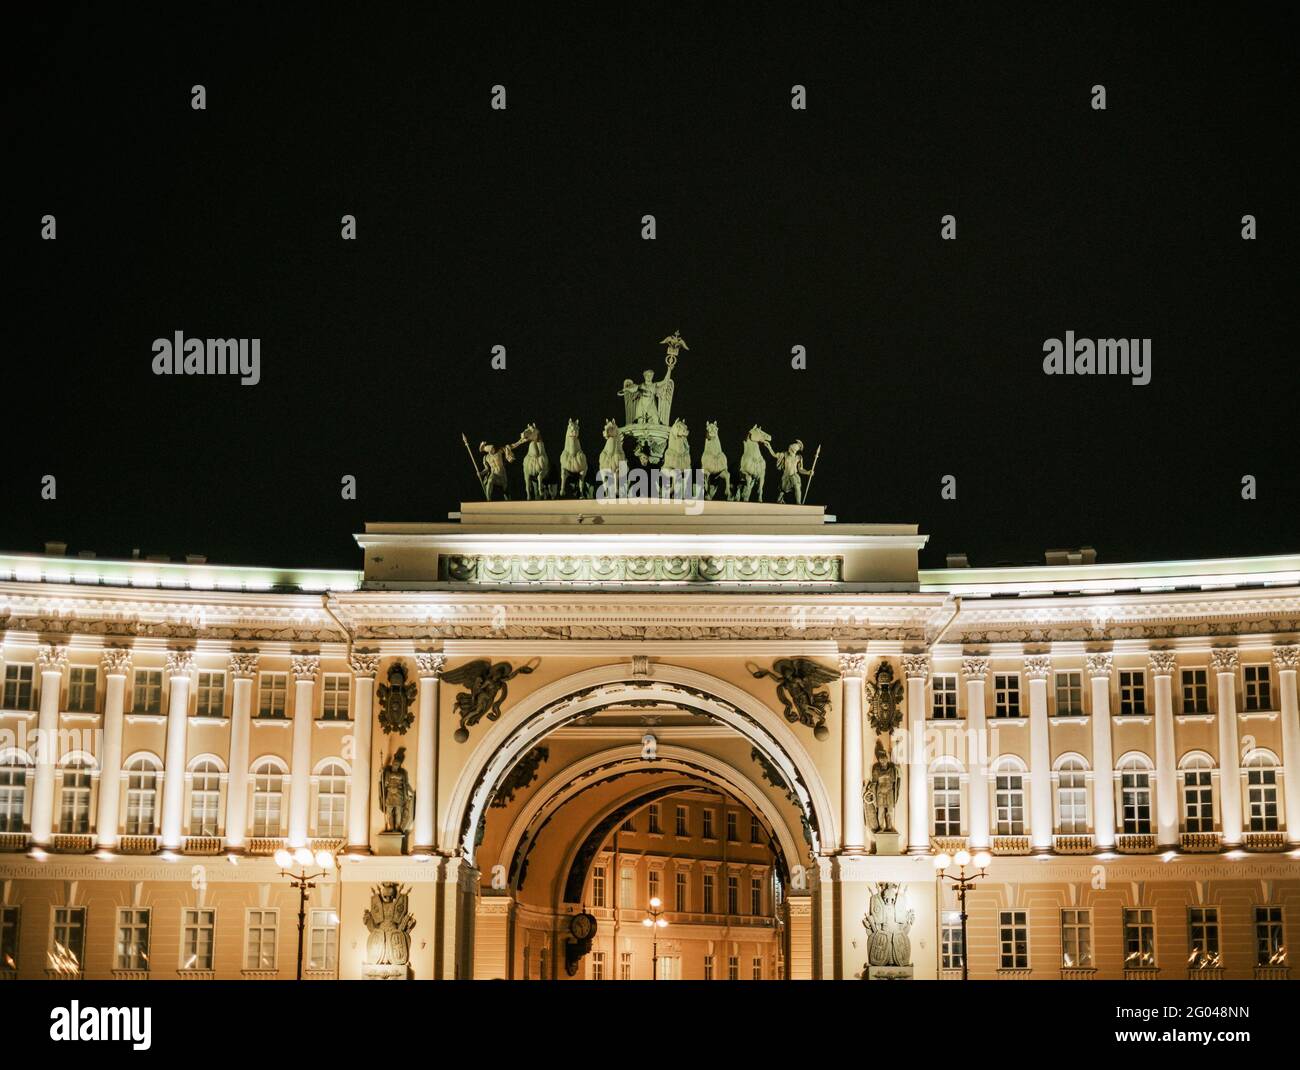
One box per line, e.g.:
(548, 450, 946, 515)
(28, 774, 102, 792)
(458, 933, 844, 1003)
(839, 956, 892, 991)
(7, 4, 1296, 571)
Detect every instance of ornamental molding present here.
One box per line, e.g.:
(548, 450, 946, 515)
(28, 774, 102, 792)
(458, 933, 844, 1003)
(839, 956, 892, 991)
(349, 650, 381, 677)
(838, 652, 868, 678)
(440, 553, 843, 585)
(1085, 653, 1113, 678)
(961, 657, 989, 681)
(415, 652, 447, 678)
(164, 649, 194, 676)
(1210, 648, 1239, 672)
(100, 647, 133, 675)
(900, 654, 930, 680)
(228, 652, 260, 678)
(35, 644, 69, 671)
(1148, 651, 1177, 676)
(1023, 655, 1052, 679)
(1271, 645, 1298, 670)
(290, 654, 320, 682)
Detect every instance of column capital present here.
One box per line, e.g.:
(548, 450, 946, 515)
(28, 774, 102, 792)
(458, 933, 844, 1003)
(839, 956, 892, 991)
(837, 652, 867, 679)
(901, 654, 930, 681)
(229, 651, 259, 678)
(1023, 655, 1052, 680)
(1272, 645, 1299, 671)
(165, 649, 195, 678)
(415, 651, 447, 679)
(961, 657, 989, 681)
(349, 650, 381, 678)
(291, 654, 320, 682)
(35, 644, 68, 673)
(1085, 652, 1113, 679)
(100, 647, 133, 676)
(1148, 650, 1177, 677)
(1210, 648, 1239, 674)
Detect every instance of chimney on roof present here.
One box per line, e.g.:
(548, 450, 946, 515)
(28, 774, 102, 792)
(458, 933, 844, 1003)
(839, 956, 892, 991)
(1046, 546, 1099, 566)
(945, 552, 969, 568)
(44, 540, 68, 556)
(185, 554, 207, 565)
(78, 550, 96, 559)
(132, 548, 141, 559)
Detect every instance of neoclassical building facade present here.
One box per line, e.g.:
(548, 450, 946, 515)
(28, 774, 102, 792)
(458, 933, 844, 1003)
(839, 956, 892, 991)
(0, 498, 1296, 980)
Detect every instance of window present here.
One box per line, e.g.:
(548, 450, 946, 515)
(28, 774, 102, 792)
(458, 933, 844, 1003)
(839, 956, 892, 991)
(1061, 909, 1092, 967)
(932, 766, 962, 836)
(251, 760, 284, 837)
(182, 908, 215, 970)
(1118, 670, 1146, 715)
(321, 674, 349, 720)
(1255, 907, 1286, 966)
(245, 909, 278, 969)
(993, 674, 1021, 718)
(3, 665, 35, 711)
(675, 805, 687, 837)
(621, 817, 634, 833)
(1181, 757, 1214, 833)
(133, 669, 163, 714)
(67, 666, 96, 713)
(1056, 758, 1088, 834)
(675, 871, 687, 912)
(1244, 665, 1272, 711)
(999, 910, 1028, 969)
(703, 954, 714, 980)
(727, 875, 739, 914)
(50, 906, 86, 973)
(702, 809, 715, 839)
(190, 760, 221, 836)
(620, 951, 632, 980)
(1123, 908, 1156, 968)
(115, 908, 151, 970)
(257, 673, 288, 718)
(994, 765, 1026, 836)
(1245, 753, 1280, 832)
(726, 811, 739, 841)
(0, 754, 31, 833)
(1055, 671, 1083, 715)
(727, 955, 739, 981)
(308, 909, 338, 971)
(1, 905, 19, 971)
(647, 803, 662, 834)
(648, 870, 661, 906)
(124, 757, 160, 835)
(1188, 907, 1220, 970)
(1181, 668, 1209, 713)
(752, 956, 762, 980)
(591, 866, 606, 908)
(931, 675, 958, 718)
(195, 671, 226, 717)
(703, 873, 715, 913)
(940, 911, 964, 970)
(619, 867, 634, 909)
(58, 760, 93, 835)
(591, 950, 605, 980)
(751, 877, 762, 915)
(1119, 757, 1153, 835)
(315, 761, 348, 838)
(750, 815, 762, 843)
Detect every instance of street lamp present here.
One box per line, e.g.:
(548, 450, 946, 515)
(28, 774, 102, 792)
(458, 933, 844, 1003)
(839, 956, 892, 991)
(642, 896, 668, 980)
(274, 846, 337, 981)
(933, 848, 991, 981)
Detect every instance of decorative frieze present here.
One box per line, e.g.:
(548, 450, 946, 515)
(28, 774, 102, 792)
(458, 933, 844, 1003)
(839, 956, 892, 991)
(440, 553, 843, 585)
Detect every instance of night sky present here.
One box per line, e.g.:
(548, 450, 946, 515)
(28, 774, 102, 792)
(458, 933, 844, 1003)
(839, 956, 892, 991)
(8, 5, 1296, 571)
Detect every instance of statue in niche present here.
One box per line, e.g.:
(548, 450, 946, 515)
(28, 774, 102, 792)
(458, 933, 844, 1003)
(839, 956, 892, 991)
(863, 739, 900, 834)
(379, 747, 415, 833)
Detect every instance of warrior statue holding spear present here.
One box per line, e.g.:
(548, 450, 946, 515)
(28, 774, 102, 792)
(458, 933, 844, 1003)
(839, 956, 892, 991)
(764, 439, 820, 505)
(463, 431, 527, 501)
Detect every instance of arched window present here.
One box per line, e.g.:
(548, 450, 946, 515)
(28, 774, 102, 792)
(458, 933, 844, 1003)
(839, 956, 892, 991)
(1244, 752, 1280, 833)
(58, 758, 95, 835)
(190, 759, 222, 836)
(993, 759, 1026, 836)
(0, 751, 32, 833)
(1179, 752, 1215, 833)
(251, 759, 285, 838)
(315, 761, 348, 838)
(1055, 756, 1089, 834)
(1118, 754, 1153, 835)
(124, 756, 160, 835)
(931, 759, 963, 837)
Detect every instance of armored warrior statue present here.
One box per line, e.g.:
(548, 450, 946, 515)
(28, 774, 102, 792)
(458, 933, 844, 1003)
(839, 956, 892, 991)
(379, 747, 415, 833)
(863, 739, 900, 834)
(468, 433, 527, 501)
(764, 438, 816, 505)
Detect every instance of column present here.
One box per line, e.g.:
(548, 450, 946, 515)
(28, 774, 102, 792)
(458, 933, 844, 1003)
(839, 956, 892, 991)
(95, 649, 132, 848)
(1087, 653, 1116, 849)
(962, 658, 990, 849)
(224, 652, 258, 850)
(287, 654, 319, 847)
(413, 653, 445, 853)
(160, 650, 194, 849)
(1149, 651, 1178, 848)
(347, 651, 379, 852)
(902, 655, 931, 853)
(1274, 646, 1300, 845)
(30, 645, 68, 847)
(1024, 655, 1053, 852)
(838, 653, 867, 853)
(1212, 649, 1242, 847)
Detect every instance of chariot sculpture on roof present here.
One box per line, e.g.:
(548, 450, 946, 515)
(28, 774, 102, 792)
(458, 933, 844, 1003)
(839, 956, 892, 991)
(616, 331, 686, 465)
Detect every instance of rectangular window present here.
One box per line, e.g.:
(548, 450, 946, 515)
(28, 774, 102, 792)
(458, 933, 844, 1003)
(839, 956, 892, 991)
(58, 764, 93, 834)
(245, 908, 278, 970)
(1057, 765, 1089, 834)
(703, 954, 714, 980)
(3, 664, 35, 711)
(115, 908, 151, 971)
(1255, 906, 1286, 967)
(675, 805, 687, 837)
(931, 675, 958, 718)
(648, 870, 661, 906)
(940, 911, 963, 970)
(1121, 769, 1153, 834)
(993, 674, 1021, 718)
(675, 872, 687, 912)
(308, 908, 338, 971)
(1061, 908, 1092, 968)
(621, 817, 634, 832)
(591, 951, 605, 980)
(1119, 670, 1146, 715)
(726, 811, 738, 841)
(1244, 665, 1272, 711)
(591, 866, 606, 908)
(1054, 671, 1083, 715)
(999, 909, 1028, 969)
(647, 803, 662, 834)
(750, 815, 762, 843)
(752, 956, 762, 980)
(751, 877, 762, 915)
(1247, 764, 1280, 832)
(1, 905, 19, 971)
(1182, 769, 1214, 832)
(67, 667, 97, 713)
(1123, 908, 1156, 968)
(620, 951, 632, 981)
(133, 669, 163, 714)
(619, 867, 635, 909)
(321, 674, 350, 720)
(932, 774, 962, 836)
(727, 955, 739, 981)
(195, 671, 226, 717)
(50, 906, 86, 974)
(0, 759, 28, 833)
(182, 908, 215, 971)
(994, 772, 1025, 835)
(702, 810, 715, 839)
(703, 874, 715, 913)
(1181, 669, 1209, 713)
(1188, 907, 1221, 970)
(727, 876, 739, 914)
(257, 673, 288, 718)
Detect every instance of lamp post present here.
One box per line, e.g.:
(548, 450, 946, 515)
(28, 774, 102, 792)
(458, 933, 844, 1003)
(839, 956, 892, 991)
(275, 846, 338, 981)
(642, 896, 668, 980)
(933, 848, 991, 981)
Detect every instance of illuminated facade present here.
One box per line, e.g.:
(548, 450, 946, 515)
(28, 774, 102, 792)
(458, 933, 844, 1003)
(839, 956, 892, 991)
(0, 499, 1297, 980)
